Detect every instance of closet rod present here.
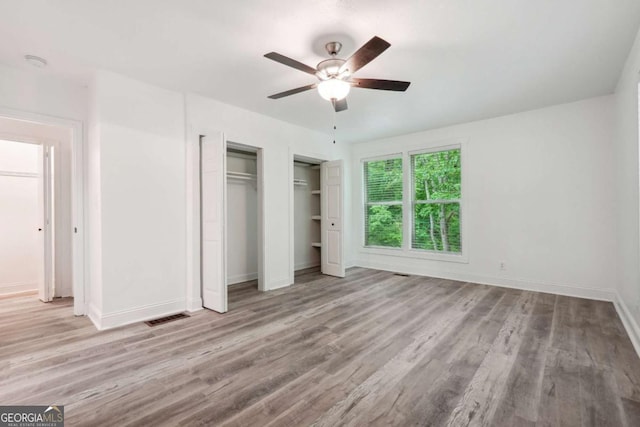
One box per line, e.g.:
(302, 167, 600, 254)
(227, 171, 256, 181)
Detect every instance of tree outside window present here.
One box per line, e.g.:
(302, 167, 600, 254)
(411, 148, 461, 253)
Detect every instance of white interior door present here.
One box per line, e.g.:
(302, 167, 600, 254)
(200, 133, 227, 312)
(321, 159, 345, 277)
(36, 144, 54, 302)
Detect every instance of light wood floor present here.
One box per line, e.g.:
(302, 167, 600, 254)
(1, 268, 639, 426)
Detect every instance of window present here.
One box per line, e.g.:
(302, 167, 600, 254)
(363, 157, 403, 247)
(361, 144, 464, 259)
(411, 148, 461, 253)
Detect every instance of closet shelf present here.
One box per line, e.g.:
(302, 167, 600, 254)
(311, 242, 322, 248)
(311, 215, 321, 220)
(293, 178, 308, 186)
(227, 171, 256, 181)
(311, 190, 321, 195)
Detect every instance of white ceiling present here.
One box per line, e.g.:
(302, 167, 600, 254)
(0, 0, 639, 143)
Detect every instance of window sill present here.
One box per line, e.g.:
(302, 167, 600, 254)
(360, 246, 469, 264)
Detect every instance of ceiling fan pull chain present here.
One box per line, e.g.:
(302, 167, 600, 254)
(333, 109, 337, 144)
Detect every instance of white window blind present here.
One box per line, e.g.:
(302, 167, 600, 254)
(411, 148, 462, 253)
(363, 157, 403, 247)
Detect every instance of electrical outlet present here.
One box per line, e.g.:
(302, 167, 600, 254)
(499, 261, 506, 271)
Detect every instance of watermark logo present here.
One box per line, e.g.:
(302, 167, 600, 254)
(0, 405, 64, 427)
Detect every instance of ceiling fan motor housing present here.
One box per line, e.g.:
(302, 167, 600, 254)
(316, 58, 347, 80)
(325, 41, 342, 56)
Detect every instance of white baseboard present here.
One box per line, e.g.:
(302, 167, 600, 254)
(227, 272, 258, 285)
(91, 298, 187, 331)
(0, 289, 37, 299)
(294, 262, 320, 271)
(87, 303, 103, 330)
(186, 297, 203, 312)
(354, 260, 616, 302)
(614, 292, 640, 359)
(267, 277, 292, 291)
(0, 282, 37, 296)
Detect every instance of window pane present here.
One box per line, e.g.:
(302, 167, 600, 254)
(412, 149, 461, 201)
(412, 203, 461, 253)
(365, 205, 402, 247)
(364, 158, 403, 203)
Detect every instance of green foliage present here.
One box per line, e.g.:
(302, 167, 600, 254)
(365, 158, 403, 202)
(365, 205, 402, 247)
(412, 149, 461, 201)
(412, 149, 462, 253)
(364, 149, 462, 253)
(413, 203, 461, 253)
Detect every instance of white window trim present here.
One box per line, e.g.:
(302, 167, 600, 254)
(359, 139, 469, 264)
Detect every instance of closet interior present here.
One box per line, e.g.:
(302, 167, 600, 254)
(293, 156, 322, 281)
(226, 147, 259, 290)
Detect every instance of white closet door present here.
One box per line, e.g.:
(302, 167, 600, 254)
(321, 159, 345, 277)
(201, 133, 227, 313)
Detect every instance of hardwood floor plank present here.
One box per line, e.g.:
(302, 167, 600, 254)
(578, 364, 625, 426)
(1, 269, 639, 426)
(365, 289, 525, 426)
(489, 292, 555, 424)
(309, 285, 494, 427)
(222, 277, 461, 426)
(444, 291, 538, 426)
(621, 398, 640, 426)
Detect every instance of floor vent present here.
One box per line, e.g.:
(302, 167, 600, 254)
(145, 313, 190, 327)
(393, 272, 410, 277)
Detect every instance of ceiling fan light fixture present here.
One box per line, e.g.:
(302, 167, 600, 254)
(317, 78, 350, 101)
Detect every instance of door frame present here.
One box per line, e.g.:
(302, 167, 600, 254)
(0, 137, 55, 300)
(186, 128, 265, 312)
(288, 149, 328, 284)
(0, 107, 85, 315)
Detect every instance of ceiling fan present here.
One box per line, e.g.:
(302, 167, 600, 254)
(264, 36, 411, 112)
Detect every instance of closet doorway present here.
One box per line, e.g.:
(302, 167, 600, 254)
(226, 144, 264, 297)
(292, 157, 322, 282)
(290, 154, 345, 284)
(199, 136, 264, 313)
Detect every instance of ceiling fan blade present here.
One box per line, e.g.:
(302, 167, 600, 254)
(351, 78, 411, 91)
(264, 52, 317, 75)
(339, 36, 391, 75)
(267, 83, 317, 99)
(332, 98, 348, 112)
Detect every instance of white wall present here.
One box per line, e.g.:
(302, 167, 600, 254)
(352, 95, 616, 300)
(226, 154, 258, 284)
(613, 26, 640, 352)
(294, 164, 321, 271)
(0, 140, 39, 295)
(0, 64, 86, 122)
(88, 70, 186, 328)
